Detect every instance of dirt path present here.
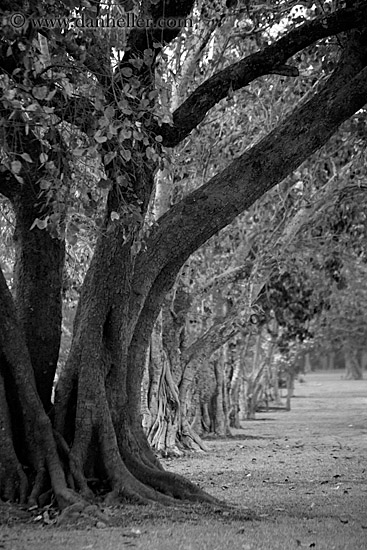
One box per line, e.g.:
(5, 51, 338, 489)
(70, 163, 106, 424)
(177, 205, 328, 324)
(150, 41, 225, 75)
(1, 371, 366, 549)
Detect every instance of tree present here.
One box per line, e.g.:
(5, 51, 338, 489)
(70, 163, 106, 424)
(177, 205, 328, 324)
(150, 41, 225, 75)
(1, 0, 367, 508)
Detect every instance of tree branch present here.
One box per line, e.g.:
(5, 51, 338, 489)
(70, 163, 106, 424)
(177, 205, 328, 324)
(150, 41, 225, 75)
(129, 29, 367, 353)
(157, 3, 367, 147)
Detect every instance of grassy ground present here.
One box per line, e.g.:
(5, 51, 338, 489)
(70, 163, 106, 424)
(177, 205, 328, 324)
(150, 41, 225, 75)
(1, 371, 366, 549)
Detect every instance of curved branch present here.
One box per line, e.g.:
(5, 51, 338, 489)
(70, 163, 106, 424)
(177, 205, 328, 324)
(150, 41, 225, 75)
(128, 31, 367, 361)
(158, 4, 367, 147)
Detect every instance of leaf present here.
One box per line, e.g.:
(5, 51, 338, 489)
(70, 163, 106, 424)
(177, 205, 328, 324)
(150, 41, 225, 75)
(39, 180, 52, 190)
(94, 133, 107, 143)
(116, 175, 129, 187)
(25, 103, 38, 112)
(104, 105, 115, 119)
(111, 211, 120, 221)
(119, 129, 132, 140)
(32, 86, 48, 100)
(120, 148, 131, 162)
(118, 104, 132, 116)
(10, 160, 22, 174)
(133, 130, 143, 141)
(20, 153, 33, 163)
(121, 67, 133, 78)
(72, 148, 85, 157)
(104, 151, 116, 165)
(130, 58, 143, 69)
(30, 218, 48, 230)
(45, 89, 57, 101)
(39, 153, 48, 164)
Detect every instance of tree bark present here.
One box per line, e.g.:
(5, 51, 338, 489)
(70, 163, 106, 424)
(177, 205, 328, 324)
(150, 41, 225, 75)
(12, 189, 65, 413)
(0, 266, 77, 508)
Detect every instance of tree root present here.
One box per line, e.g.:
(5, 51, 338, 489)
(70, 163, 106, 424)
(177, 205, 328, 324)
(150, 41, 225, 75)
(28, 467, 48, 506)
(122, 450, 220, 504)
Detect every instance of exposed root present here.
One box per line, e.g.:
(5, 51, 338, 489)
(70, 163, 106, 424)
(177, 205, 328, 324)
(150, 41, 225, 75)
(53, 487, 86, 510)
(180, 420, 210, 452)
(69, 450, 95, 500)
(122, 450, 220, 505)
(28, 467, 48, 506)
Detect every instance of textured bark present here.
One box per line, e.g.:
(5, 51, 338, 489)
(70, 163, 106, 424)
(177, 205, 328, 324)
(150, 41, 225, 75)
(0, 267, 76, 508)
(229, 335, 250, 428)
(0, 123, 65, 413)
(212, 346, 231, 436)
(12, 190, 65, 413)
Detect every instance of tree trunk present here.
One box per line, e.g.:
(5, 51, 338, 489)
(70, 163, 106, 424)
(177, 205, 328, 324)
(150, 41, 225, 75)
(212, 347, 230, 436)
(344, 347, 363, 380)
(229, 354, 242, 429)
(286, 368, 295, 411)
(0, 267, 77, 508)
(12, 189, 65, 413)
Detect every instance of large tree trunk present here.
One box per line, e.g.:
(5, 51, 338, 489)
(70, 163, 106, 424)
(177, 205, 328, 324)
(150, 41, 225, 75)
(0, 124, 66, 413)
(12, 189, 65, 413)
(0, 268, 76, 508)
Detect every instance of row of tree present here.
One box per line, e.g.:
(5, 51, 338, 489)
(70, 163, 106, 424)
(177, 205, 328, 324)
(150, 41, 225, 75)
(1, 0, 367, 508)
